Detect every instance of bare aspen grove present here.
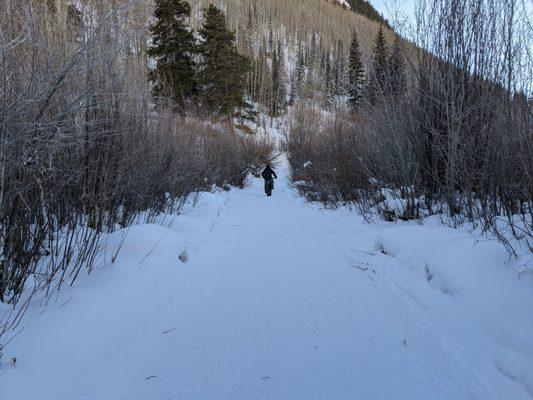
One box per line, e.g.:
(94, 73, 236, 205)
(0, 0, 531, 365)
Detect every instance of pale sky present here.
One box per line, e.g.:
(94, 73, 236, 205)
(371, 0, 532, 28)
(370, 0, 415, 26)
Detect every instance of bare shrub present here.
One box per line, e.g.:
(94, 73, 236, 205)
(284, 104, 369, 206)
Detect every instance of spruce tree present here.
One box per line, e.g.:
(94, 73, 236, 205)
(388, 36, 407, 98)
(197, 5, 251, 129)
(348, 30, 365, 110)
(369, 25, 389, 104)
(147, 0, 196, 113)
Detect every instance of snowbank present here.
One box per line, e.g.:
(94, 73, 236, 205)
(376, 223, 533, 395)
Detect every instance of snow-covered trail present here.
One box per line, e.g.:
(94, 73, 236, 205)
(1, 163, 531, 400)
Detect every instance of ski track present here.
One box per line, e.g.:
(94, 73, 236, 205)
(0, 163, 531, 400)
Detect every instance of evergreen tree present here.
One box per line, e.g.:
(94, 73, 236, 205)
(289, 43, 305, 105)
(270, 42, 287, 118)
(369, 25, 389, 104)
(197, 5, 251, 129)
(310, 32, 318, 64)
(296, 43, 306, 84)
(147, 0, 196, 113)
(388, 36, 407, 98)
(323, 52, 335, 109)
(276, 42, 287, 113)
(333, 39, 345, 96)
(288, 78, 297, 106)
(243, 6, 255, 53)
(267, 16, 274, 53)
(270, 44, 280, 116)
(246, 5, 255, 30)
(348, 30, 365, 110)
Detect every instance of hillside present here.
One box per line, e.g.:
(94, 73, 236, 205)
(345, 0, 392, 27)
(192, 0, 396, 59)
(187, 0, 403, 115)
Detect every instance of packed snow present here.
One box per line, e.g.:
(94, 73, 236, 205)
(0, 158, 532, 400)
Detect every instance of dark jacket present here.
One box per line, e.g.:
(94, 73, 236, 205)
(261, 165, 277, 180)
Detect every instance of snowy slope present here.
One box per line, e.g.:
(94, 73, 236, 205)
(0, 158, 532, 400)
(336, 0, 352, 9)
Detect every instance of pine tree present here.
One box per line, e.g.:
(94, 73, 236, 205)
(147, 0, 196, 113)
(348, 30, 365, 110)
(197, 5, 251, 129)
(388, 36, 407, 98)
(369, 25, 389, 104)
